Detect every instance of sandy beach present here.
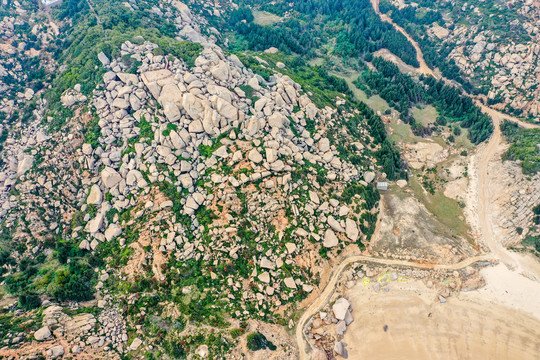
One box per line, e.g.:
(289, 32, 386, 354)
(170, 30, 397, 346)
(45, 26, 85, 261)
(343, 277, 540, 360)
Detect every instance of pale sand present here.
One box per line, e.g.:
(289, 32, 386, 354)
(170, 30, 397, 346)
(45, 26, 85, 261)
(467, 263, 540, 320)
(343, 279, 540, 360)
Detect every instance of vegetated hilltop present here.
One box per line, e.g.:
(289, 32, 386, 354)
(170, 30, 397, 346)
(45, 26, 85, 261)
(0, 0, 406, 358)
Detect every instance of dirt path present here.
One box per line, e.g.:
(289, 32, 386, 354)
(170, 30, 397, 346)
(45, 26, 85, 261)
(370, 0, 434, 77)
(295, 253, 493, 360)
(475, 105, 540, 278)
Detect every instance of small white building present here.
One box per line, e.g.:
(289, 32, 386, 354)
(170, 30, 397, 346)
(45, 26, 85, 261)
(376, 182, 388, 191)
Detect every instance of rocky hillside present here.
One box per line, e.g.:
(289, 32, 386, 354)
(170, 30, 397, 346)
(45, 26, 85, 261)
(0, 1, 398, 358)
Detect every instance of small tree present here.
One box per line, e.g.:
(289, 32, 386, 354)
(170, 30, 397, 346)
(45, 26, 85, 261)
(246, 332, 276, 351)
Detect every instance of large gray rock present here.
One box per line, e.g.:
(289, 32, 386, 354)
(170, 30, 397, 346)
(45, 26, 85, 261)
(334, 342, 348, 358)
(335, 320, 347, 336)
(126, 170, 143, 186)
(332, 297, 350, 320)
(47, 345, 65, 359)
(215, 97, 238, 121)
(82, 143, 93, 155)
(183, 93, 205, 120)
(188, 120, 204, 133)
(363, 171, 376, 183)
(248, 149, 263, 164)
(258, 272, 270, 283)
(159, 83, 183, 105)
(101, 167, 122, 188)
(327, 216, 345, 233)
(85, 213, 104, 234)
(129, 337, 143, 351)
(284, 277, 297, 289)
(104, 224, 122, 241)
(98, 52, 110, 66)
(117, 72, 138, 85)
(210, 60, 230, 81)
(163, 102, 181, 121)
(318, 138, 330, 153)
(323, 229, 339, 248)
(35, 326, 52, 341)
(87, 184, 102, 205)
(184, 196, 200, 215)
(17, 154, 33, 176)
(169, 130, 185, 149)
(268, 112, 288, 129)
(345, 218, 359, 241)
(112, 98, 130, 109)
(260, 257, 276, 270)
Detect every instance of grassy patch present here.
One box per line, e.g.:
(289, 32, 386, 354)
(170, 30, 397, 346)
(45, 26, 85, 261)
(411, 105, 438, 126)
(333, 70, 390, 113)
(252, 10, 283, 26)
(409, 175, 472, 242)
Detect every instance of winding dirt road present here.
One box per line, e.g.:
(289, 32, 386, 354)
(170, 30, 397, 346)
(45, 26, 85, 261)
(296, 2, 540, 359)
(370, 0, 434, 77)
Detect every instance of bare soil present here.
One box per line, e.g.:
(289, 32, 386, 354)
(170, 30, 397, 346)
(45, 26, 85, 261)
(343, 278, 540, 360)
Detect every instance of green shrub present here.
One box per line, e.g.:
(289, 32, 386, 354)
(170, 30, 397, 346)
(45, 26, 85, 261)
(246, 332, 276, 351)
(230, 328, 245, 339)
(163, 339, 186, 359)
(18, 292, 41, 310)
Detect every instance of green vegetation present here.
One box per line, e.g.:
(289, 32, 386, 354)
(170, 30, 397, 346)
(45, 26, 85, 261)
(356, 57, 493, 144)
(409, 175, 472, 242)
(246, 332, 276, 351)
(219, 0, 418, 66)
(501, 121, 540, 174)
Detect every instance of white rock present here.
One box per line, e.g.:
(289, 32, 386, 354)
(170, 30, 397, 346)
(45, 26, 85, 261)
(363, 171, 376, 183)
(327, 216, 345, 232)
(104, 224, 122, 241)
(129, 337, 143, 351)
(334, 342, 348, 358)
(309, 190, 320, 204)
(323, 229, 339, 248)
(332, 297, 350, 320)
(87, 184, 102, 205)
(47, 345, 65, 359)
(85, 213, 104, 234)
(34, 326, 52, 341)
(98, 52, 110, 66)
(258, 272, 270, 283)
(396, 179, 407, 188)
(101, 167, 122, 188)
(82, 143, 93, 155)
(284, 277, 297, 289)
(17, 154, 33, 176)
(260, 257, 275, 270)
(210, 60, 230, 81)
(248, 149, 263, 164)
(345, 218, 359, 241)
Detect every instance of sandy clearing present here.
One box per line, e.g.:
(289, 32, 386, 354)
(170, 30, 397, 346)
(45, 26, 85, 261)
(465, 264, 540, 320)
(295, 254, 492, 360)
(343, 279, 540, 360)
